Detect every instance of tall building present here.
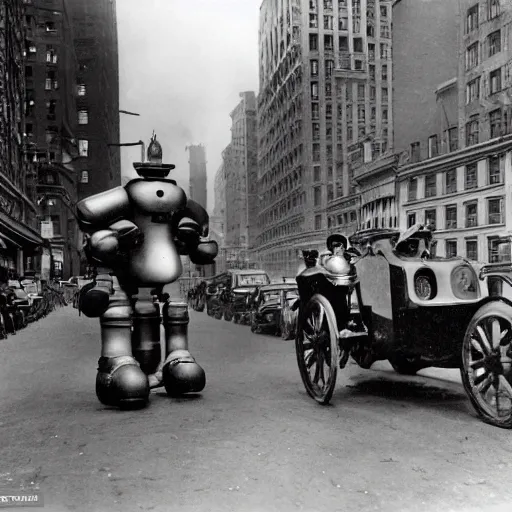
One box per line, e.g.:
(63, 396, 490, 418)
(394, 0, 512, 263)
(256, 0, 392, 278)
(187, 144, 207, 209)
(222, 91, 258, 270)
(0, 0, 42, 280)
(66, 0, 121, 201)
(24, 0, 80, 280)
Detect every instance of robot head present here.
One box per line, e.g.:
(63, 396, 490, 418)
(133, 133, 175, 179)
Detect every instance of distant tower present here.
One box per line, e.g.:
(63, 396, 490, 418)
(186, 145, 207, 209)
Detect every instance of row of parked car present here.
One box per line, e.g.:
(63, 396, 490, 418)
(187, 270, 300, 339)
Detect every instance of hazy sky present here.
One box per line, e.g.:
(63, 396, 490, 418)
(117, 0, 261, 212)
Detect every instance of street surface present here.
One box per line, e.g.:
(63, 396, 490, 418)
(1, 303, 512, 512)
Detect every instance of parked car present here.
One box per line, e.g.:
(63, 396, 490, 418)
(206, 269, 271, 324)
(249, 283, 299, 336)
(294, 225, 512, 428)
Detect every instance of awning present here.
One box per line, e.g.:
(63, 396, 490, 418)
(0, 212, 43, 249)
(360, 178, 396, 206)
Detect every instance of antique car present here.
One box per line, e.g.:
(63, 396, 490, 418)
(214, 269, 271, 324)
(248, 283, 299, 336)
(295, 226, 512, 428)
(205, 278, 226, 319)
(191, 281, 207, 312)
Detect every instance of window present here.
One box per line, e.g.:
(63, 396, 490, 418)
(357, 105, 365, 122)
(382, 108, 388, 122)
(425, 209, 436, 230)
(313, 166, 321, 182)
(488, 0, 500, 19)
(489, 237, 511, 263)
(445, 169, 457, 194)
(78, 139, 89, 157)
(447, 127, 458, 152)
(45, 22, 56, 32)
(46, 45, 57, 63)
(488, 30, 501, 57)
(324, 15, 333, 30)
(358, 83, 365, 100)
(489, 109, 502, 139)
(488, 197, 503, 224)
(488, 154, 502, 184)
(446, 240, 457, 258)
(425, 174, 437, 198)
(309, 0, 317, 9)
(324, 0, 332, 9)
(466, 77, 480, 104)
(380, 43, 389, 59)
(466, 239, 478, 261)
(465, 163, 477, 189)
(445, 205, 457, 229)
(309, 34, 318, 51)
(45, 78, 52, 90)
(312, 143, 320, 161)
(78, 109, 88, 124)
(381, 87, 388, 103)
(46, 99, 56, 120)
(325, 60, 334, 78)
(310, 60, 318, 77)
(314, 187, 322, 206)
(428, 135, 438, 158)
(309, 14, 318, 28)
(490, 68, 502, 94)
(315, 215, 322, 230)
(311, 82, 319, 99)
(324, 35, 333, 51)
(408, 178, 417, 201)
(80, 170, 89, 184)
(410, 142, 420, 162)
(407, 212, 416, 228)
(312, 103, 319, 119)
(326, 103, 332, 118)
(466, 42, 478, 70)
(380, 5, 388, 17)
(465, 202, 478, 227)
(369, 64, 375, 80)
(466, 115, 479, 146)
(380, 23, 390, 38)
(381, 65, 388, 81)
(325, 82, 332, 98)
(466, 5, 478, 32)
(312, 122, 320, 141)
(77, 84, 86, 96)
(327, 184, 334, 201)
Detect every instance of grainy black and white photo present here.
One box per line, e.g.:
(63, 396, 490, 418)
(0, 0, 512, 511)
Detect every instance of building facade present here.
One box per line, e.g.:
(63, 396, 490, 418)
(67, 0, 121, 202)
(256, 0, 392, 278)
(221, 91, 258, 270)
(0, 0, 43, 281)
(187, 144, 207, 209)
(396, 0, 512, 262)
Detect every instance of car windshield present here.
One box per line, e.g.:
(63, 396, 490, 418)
(261, 291, 280, 302)
(238, 274, 269, 286)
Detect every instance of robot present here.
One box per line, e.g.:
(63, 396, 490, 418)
(76, 134, 218, 409)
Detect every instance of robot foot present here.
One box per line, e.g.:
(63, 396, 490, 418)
(162, 350, 206, 397)
(96, 356, 150, 409)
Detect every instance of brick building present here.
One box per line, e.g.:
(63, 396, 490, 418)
(0, 0, 43, 281)
(395, 0, 512, 263)
(256, 0, 392, 277)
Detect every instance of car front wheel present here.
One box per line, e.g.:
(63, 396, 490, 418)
(461, 301, 512, 429)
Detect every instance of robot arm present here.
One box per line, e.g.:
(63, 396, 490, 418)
(172, 199, 218, 264)
(77, 187, 143, 266)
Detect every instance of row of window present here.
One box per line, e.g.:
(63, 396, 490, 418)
(407, 197, 504, 232)
(445, 237, 509, 264)
(466, 64, 506, 105)
(408, 154, 504, 201)
(466, 1, 501, 34)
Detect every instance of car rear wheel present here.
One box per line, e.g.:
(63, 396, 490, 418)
(295, 294, 339, 405)
(461, 301, 512, 429)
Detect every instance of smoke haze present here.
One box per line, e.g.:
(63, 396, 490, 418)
(117, 0, 261, 212)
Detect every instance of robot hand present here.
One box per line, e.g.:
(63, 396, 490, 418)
(86, 220, 143, 266)
(189, 239, 218, 265)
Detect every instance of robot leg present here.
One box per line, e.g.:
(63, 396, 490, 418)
(96, 276, 149, 408)
(131, 288, 162, 387)
(161, 300, 205, 396)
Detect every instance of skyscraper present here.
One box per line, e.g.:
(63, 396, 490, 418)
(256, 0, 392, 277)
(187, 144, 207, 209)
(66, 0, 121, 201)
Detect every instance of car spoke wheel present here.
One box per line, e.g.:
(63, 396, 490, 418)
(461, 302, 512, 428)
(295, 294, 339, 404)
